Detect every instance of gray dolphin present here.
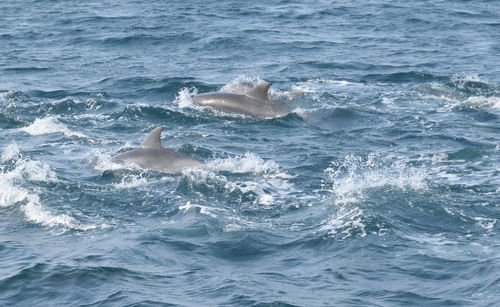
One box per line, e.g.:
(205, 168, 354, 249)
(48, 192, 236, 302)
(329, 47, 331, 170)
(191, 82, 290, 118)
(112, 126, 204, 174)
(223, 81, 304, 97)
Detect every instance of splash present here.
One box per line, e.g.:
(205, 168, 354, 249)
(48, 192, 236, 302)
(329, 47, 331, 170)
(90, 148, 144, 174)
(219, 75, 265, 94)
(174, 87, 199, 109)
(325, 154, 428, 205)
(208, 152, 285, 178)
(184, 154, 295, 206)
(181, 168, 238, 193)
(1, 142, 20, 161)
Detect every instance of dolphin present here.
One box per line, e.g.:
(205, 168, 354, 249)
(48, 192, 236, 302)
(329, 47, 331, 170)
(223, 81, 304, 97)
(112, 126, 204, 174)
(191, 82, 290, 118)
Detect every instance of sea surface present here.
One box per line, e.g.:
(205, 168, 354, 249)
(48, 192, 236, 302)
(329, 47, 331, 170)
(1, 0, 499, 306)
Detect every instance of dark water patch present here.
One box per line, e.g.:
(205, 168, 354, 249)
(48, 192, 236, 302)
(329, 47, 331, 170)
(0, 263, 154, 306)
(374, 290, 468, 306)
(101, 34, 163, 46)
(306, 107, 384, 131)
(25, 89, 105, 100)
(0, 113, 25, 129)
(206, 233, 276, 261)
(362, 71, 447, 84)
(59, 14, 138, 26)
(3, 67, 51, 73)
(138, 233, 202, 253)
(447, 147, 486, 161)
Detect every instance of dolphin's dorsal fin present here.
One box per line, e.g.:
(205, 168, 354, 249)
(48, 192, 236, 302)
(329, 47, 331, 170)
(140, 126, 164, 149)
(246, 82, 272, 101)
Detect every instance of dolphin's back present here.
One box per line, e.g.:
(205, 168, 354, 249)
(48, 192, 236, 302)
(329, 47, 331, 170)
(112, 127, 204, 174)
(114, 147, 203, 174)
(192, 92, 289, 118)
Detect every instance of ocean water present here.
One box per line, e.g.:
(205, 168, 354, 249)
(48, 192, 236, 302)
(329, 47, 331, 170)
(1, 0, 499, 305)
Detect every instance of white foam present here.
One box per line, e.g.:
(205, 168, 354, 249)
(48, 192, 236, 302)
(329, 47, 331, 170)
(181, 168, 238, 192)
(0, 90, 22, 102)
(466, 96, 500, 109)
(427, 75, 500, 110)
(405, 233, 457, 246)
(178, 201, 218, 218)
(0, 143, 105, 230)
(21, 196, 99, 231)
(258, 194, 274, 205)
(325, 154, 428, 204)
(223, 223, 245, 232)
(90, 149, 141, 173)
(208, 152, 286, 178)
(1, 142, 20, 161)
(1, 143, 54, 208)
(450, 74, 483, 88)
(174, 87, 199, 109)
(0, 183, 31, 208)
(222, 216, 260, 233)
(381, 96, 395, 104)
(22, 116, 87, 138)
(292, 78, 361, 94)
(471, 216, 497, 231)
(73, 113, 110, 121)
(112, 174, 151, 189)
(184, 155, 295, 207)
(320, 206, 367, 239)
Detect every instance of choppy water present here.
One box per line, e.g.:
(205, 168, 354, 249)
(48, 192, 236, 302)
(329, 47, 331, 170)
(1, 0, 499, 306)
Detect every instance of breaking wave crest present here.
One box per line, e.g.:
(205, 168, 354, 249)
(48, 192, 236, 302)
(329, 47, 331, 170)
(21, 116, 87, 138)
(0, 143, 107, 231)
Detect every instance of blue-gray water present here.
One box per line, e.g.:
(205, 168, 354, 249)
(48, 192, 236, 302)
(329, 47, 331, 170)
(1, 1, 499, 306)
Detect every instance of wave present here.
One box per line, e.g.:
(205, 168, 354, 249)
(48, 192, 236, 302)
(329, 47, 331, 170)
(36, 96, 111, 114)
(0, 143, 107, 231)
(3, 67, 50, 73)
(178, 201, 220, 219)
(21, 116, 87, 139)
(90, 148, 141, 174)
(318, 154, 429, 239)
(417, 75, 500, 110)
